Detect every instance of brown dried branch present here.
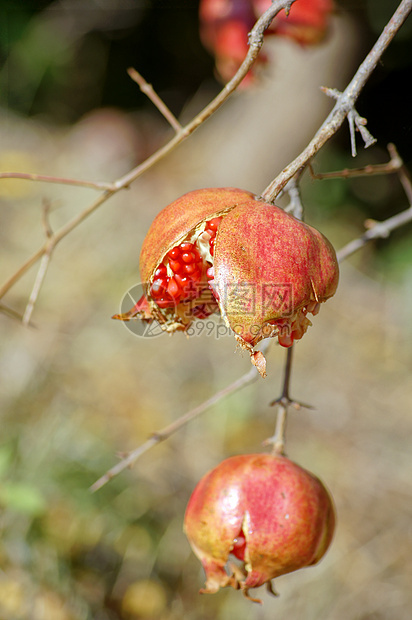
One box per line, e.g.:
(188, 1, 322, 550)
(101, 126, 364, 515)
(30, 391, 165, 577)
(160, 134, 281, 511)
(0, 302, 36, 326)
(337, 203, 412, 263)
(316, 143, 412, 262)
(90, 345, 268, 493)
(263, 346, 313, 455)
(0, 0, 296, 312)
(261, 0, 412, 202)
(22, 251, 52, 327)
(127, 67, 182, 133)
(309, 143, 404, 181)
(0, 171, 114, 190)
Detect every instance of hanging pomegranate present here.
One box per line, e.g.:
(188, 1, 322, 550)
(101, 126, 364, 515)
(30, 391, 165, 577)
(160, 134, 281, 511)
(113, 187, 339, 376)
(183, 453, 335, 602)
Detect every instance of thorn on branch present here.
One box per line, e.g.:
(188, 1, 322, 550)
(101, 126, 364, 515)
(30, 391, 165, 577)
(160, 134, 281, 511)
(321, 86, 377, 157)
(269, 395, 314, 410)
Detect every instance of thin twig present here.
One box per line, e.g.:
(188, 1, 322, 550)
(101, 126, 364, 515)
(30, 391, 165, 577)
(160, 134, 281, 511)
(263, 346, 313, 454)
(310, 145, 403, 181)
(0, 189, 113, 300)
(326, 144, 412, 262)
(322, 87, 377, 157)
(21, 201, 55, 325)
(42, 199, 54, 239)
(22, 250, 52, 326)
(127, 67, 182, 133)
(261, 0, 412, 202)
(337, 205, 412, 262)
(111, 0, 296, 191)
(0, 302, 36, 326)
(0, 172, 115, 190)
(90, 347, 267, 492)
(265, 346, 294, 455)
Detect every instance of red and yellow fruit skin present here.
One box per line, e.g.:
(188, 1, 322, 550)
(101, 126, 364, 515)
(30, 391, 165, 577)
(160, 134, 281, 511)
(214, 199, 339, 349)
(183, 453, 335, 602)
(139, 187, 254, 285)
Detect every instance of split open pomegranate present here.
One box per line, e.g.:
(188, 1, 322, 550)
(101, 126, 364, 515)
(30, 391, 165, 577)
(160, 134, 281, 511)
(183, 453, 335, 603)
(113, 187, 339, 376)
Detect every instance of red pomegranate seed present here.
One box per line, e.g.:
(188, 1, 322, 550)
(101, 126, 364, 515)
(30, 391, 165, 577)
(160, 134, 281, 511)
(231, 530, 246, 561)
(206, 217, 221, 231)
(167, 277, 181, 299)
(174, 273, 189, 288)
(183, 263, 198, 275)
(150, 278, 167, 298)
(151, 222, 224, 308)
(206, 266, 214, 279)
(154, 264, 167, 277)
(169, 259, 182, 273)
(180, 242, 194, 251)
(181, 252, 196, 264)
(167, 247, 181, 260)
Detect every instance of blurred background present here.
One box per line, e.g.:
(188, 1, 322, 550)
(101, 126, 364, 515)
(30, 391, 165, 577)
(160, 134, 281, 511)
(1, 1, 412, 619)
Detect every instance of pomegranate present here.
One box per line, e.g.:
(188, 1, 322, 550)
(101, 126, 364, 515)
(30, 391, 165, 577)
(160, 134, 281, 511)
(113, 188, 339, 376)
(199, 0, 333, 82)
(199, 0, 260, 83)
(184, 453, 335, 602)
(255, 0, 333, 45)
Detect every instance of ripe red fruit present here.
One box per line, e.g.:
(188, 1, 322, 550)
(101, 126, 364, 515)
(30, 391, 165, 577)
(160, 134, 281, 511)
(255, 0, 333, 45)
(113, 188, 339, 376)
(199, 0, 333, 82)
(184, 453, 335, 602)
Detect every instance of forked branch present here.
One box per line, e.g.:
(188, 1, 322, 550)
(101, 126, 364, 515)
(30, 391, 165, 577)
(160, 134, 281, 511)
(0, 0, 297, 313)
(261, 0, 412, 202)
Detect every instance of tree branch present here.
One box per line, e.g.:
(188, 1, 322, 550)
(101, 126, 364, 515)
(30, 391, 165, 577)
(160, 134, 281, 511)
(0, 171, 114, 190)
(0, 0, 296, 309)
(261, 0, 412, 202)
(90, 345, 268, 493)
(337, 205, 412, 262)
(127, 67, 182, 133)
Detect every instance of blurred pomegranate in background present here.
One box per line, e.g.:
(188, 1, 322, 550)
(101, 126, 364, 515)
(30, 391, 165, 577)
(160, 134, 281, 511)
(255, 0, 333, 44)
(199, 0, 333, 82)
(184, 453, 335, 602)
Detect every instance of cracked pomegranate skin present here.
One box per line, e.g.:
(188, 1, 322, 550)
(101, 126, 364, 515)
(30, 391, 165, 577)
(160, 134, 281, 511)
(184, 454, 335, 598)
(114, 187, 339, 375)
(139, 187, 253, 286)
